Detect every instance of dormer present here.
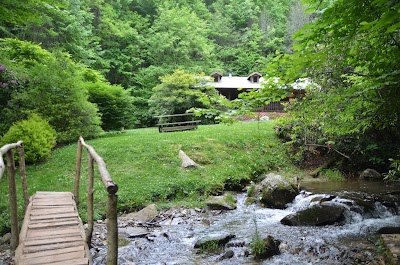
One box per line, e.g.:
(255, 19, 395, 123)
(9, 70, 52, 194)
(210, 72, 223, 83)
(247, 72, 262, 83)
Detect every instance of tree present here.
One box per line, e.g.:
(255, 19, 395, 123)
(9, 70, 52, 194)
(90, 0, 148, 87)
(268, 0, 400, 172)
(149, 69, 223, 118)
(146, 2, 216, 69)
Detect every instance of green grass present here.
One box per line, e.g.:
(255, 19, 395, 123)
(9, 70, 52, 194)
(0, 121, 298, 234)
(319, 169, 346, 182)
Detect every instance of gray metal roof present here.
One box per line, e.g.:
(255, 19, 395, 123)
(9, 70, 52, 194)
(208, 76, 264, 89)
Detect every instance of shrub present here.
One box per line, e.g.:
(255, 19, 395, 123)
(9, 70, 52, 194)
(1, 114, 56, 163)
(85, 81, 135, 131)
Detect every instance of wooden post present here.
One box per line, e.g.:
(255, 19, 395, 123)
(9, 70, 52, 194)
(86, 155, 94, 247)
(106, 193, 118, 265)
(74, 140, 83, 206)
(18, 143, 29, 211)
(6, 150, 19, 256)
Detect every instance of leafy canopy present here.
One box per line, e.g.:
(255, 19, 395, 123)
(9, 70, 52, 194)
(268, 0, 400, 171)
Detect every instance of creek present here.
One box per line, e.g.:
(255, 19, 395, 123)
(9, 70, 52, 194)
(92, 180, 400, 264)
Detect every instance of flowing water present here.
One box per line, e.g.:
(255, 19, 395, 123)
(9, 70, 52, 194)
(93, 180, 400, 264)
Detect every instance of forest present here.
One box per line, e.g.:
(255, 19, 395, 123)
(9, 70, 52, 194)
(0, 0, 399, 176)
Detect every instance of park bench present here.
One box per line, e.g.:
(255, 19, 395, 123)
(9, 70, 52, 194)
(155, 113, 201, 133)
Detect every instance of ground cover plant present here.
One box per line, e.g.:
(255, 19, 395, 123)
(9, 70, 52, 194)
(0, 121, 297, 234)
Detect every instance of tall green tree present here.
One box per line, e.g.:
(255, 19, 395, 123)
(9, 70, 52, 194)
(90, 0, 148, 87)
(149, 69, 223, 117)
(146, 2, 216, 70)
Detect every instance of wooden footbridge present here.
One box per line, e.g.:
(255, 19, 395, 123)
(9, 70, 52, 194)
(0, 137, 118, 265)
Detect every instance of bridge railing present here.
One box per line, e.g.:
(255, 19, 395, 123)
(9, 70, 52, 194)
(74, 136, 119, 265)
(0, 141, 29, 257)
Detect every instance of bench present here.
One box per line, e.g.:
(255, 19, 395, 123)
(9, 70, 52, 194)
(155, 113, 201, 133)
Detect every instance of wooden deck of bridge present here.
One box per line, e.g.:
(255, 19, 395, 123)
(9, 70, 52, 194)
(14, 191, 91, 265)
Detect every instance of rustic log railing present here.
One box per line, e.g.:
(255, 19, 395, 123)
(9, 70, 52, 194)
(0, 141, 29, 257)
(74, 136, 119, 265)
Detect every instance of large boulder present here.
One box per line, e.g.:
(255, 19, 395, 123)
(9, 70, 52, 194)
(123, 204, 158, 222)
(259, 173, 299, 209)
(281, 202, 345, 226)
(205, 194, 237, 210)
(359, 168, 382, 181)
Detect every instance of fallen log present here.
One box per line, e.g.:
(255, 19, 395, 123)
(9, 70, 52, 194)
(178, 150, 198, 168)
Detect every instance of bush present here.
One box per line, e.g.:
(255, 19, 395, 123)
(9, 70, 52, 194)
(85, 81, 135, 131)
(1, 114, 56, 163)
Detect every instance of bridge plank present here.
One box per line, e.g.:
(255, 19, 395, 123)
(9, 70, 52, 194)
(28, 219, 79, 229)
(43, 257, 89, 265)
(30, 206, 75, 215)
(22, 245, 85, 259)
(19, 250, 84, 264)
(30, 212, 78, 221)
(23, 235, 83, 247)
(23, 241, 85, 254)
(26, 227, 81, 238)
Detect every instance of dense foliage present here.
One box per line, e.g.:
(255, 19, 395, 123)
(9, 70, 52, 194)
(85, 81, 135, 131)
(269, 0, 400, 173)
(0, 39, 102, 143)
(0, 0, 308, 130)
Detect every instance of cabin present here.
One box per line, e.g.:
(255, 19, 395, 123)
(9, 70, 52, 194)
(209, 72, 263, 100)
(208, 72, 308, 112)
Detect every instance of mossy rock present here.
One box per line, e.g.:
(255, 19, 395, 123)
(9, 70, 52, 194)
(281, 202, 345, 226)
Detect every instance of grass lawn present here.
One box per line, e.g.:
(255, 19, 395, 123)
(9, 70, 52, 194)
(0, 121, 300, 233)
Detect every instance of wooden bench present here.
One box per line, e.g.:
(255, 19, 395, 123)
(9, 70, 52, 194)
(155, 113, 201, 133)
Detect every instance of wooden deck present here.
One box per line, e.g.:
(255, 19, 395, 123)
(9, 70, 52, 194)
(15, 192, 91, 265)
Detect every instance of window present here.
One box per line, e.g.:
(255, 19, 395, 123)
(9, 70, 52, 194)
(214, 75, 219, 82)
(253, 76, 259, 83)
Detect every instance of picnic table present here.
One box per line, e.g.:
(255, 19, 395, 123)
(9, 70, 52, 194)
(155, 113, 201, 133)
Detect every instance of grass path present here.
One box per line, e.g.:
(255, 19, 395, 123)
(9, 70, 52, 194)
(0, 121, 300, 233)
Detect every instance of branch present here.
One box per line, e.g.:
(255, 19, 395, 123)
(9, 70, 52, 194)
(304, 143, 350, 159)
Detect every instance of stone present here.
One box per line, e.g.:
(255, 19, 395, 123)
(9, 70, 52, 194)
(280, 202, 345, 226)
(253, 235, 281, 259)
(263, 236, 281, 258)
(194, 232, 235, 249)
(1, 233, 11, 244)
(205, 195, 237, 210)
(217, 250, 234, 261)
(259, 173, 299, 209)
(123, 204, 158, 222)
(226, 240, 246, 248)
(377, 227, 400, 234)
(359, 169, 382, 181)
(119, 227, 149, 238)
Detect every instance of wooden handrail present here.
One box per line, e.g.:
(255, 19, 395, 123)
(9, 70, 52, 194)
(74, 136, 118, 265)
(0, 141, 28, 257)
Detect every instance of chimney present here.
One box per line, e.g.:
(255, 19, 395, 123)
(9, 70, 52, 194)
(228, 70, 232, 78)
